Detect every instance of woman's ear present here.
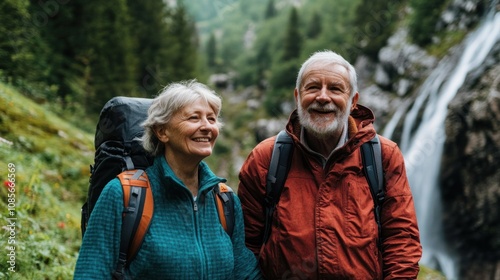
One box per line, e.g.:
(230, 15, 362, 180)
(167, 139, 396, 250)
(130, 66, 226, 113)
(154, 125, 169, 143)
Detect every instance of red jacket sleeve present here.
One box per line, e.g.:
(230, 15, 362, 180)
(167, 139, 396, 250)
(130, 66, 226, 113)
(379, 138, 422, 279)
(237, 137, 275, 256)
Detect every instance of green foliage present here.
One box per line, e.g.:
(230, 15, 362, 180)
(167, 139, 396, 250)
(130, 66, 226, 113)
(264, 57, 298, 116)
(308, 0, 362, 62)
(353, 0, 407, 60)
(165, 4, 199, 82)
(417, 266, 447, 279)
(268, 59, 299, 92)
(306, 11, 322, 39)
(127, 0, 172, 97)
(282, 7, 302, 61)
(79, 0, 137, 113)
(32, 0, 86, 105)
(233, 53, 260, 88)
(0, 0, 52, 97)
(255, 42, 272, 89)
(265, 0, 277, 19)
(409, 0, 448, 46)
(0, 82, 93, 279)
(0, 0, 200, 116)
(224, 4, 286, 89)
(427, 29, 467, 57)
(206, 33, 218, 69)
(0, 0, 35, 79)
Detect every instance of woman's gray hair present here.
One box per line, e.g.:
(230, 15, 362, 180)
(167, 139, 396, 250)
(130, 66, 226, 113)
(141, 80, 223, 156)
(295, 50, 358, 97)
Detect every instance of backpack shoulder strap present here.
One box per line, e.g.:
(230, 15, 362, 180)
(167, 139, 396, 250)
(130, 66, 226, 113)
(214, 183, 235, 238)
(112, 169, 154, 280)
(360, 134, 385, 249)
(263, 130, 294, 245)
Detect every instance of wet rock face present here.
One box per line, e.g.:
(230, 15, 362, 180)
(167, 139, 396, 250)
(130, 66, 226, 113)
(441, 55, 500, 277)
(438, 0, 486, 31)
(352, 1, 499, 277)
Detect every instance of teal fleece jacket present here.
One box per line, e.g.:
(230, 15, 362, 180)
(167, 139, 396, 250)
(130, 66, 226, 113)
(74, 155, 262, 279)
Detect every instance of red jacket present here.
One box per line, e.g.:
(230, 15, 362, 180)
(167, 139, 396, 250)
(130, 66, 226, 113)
(238, 105, 421, 279)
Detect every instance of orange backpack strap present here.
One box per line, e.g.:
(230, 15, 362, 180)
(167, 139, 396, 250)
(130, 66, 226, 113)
(214, 182, 235, 238)
(113, 169, 154, 278)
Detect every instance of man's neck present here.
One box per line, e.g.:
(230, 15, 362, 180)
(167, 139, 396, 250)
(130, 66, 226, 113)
(302, 126, 345, 159)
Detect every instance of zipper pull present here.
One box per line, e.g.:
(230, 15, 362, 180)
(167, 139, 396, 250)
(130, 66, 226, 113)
(193, 201, 198, 212)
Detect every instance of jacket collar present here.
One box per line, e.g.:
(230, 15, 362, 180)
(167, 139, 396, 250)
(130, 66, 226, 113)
(152, 155, 225, 195)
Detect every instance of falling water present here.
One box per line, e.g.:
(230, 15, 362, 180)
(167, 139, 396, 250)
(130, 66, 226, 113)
(383, 3, 500, 279)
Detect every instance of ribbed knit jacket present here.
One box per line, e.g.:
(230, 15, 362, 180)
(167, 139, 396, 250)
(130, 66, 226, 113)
(74, 155, 262, 279)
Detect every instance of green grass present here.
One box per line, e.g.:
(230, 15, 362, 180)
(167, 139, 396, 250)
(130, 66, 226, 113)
(0, 82, 93, 279)
(427, 29, 468, 58)
(418, 265, 447, 279)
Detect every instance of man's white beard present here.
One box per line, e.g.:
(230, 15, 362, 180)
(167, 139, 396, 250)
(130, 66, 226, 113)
(297, 98, 352, 139)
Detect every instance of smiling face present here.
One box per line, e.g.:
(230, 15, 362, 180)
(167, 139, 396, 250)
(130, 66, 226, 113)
(154, 98, 219, 162)
(295, 62, 358, 138)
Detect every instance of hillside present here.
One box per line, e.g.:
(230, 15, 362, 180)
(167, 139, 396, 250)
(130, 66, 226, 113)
(0, 82, 93, 279)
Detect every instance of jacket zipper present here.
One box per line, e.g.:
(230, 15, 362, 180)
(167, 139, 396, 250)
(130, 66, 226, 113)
(188, 181, 220, 279)
(191, 194, 208, 279)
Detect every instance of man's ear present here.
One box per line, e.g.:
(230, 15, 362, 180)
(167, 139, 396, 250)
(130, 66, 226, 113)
(154, 125, 169, 143)
(350, 92, 359, 111)
(294, 88, 299, 104)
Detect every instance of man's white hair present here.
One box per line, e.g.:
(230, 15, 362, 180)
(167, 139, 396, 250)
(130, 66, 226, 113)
(295, 50, 358, 97)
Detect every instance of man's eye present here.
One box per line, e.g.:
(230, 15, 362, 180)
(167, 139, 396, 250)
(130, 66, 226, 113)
(332, 88, 347, 94)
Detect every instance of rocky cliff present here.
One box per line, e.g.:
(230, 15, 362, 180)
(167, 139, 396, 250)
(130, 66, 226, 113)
(441, 46, 500, 278)
(355, 0, 500, 278)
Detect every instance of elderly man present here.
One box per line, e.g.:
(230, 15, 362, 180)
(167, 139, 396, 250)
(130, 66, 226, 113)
(238, 50, 422, 279)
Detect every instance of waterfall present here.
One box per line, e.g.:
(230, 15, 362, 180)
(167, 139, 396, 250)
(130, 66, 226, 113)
(383, 3, 500, 279)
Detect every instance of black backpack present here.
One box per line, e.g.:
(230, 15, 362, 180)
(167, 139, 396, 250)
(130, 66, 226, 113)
(263, 130, 385, 248)
(80, 96, 235, 279)
(81, 96, 154, 235)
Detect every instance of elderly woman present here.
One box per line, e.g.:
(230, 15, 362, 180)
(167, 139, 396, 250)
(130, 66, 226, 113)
(74, 80, 262, 279)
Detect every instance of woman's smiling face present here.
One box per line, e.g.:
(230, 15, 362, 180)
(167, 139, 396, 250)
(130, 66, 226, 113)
(156, 97, 219, 161)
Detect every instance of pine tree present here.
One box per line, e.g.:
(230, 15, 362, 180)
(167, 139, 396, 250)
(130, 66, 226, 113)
(409, 0, 447, 46)
(206, 33, 217, 69)
(36, 0, 86, 105)
(282, 7, 301, 61)
(353, 0, 404, 60)
(0, 0, 50, 88)
(265, 0, 277, 19)
(255, 42, 270, 89)
(307, 11, 322, 39)
(127, 0, 171, 97)
(164, 4, 198, 82)
(79, 0, 137, 112)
